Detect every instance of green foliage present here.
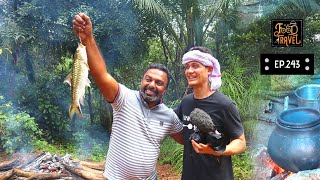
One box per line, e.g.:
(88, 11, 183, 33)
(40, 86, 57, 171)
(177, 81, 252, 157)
(69, 125, 108, 162)
(0, 96, 42, 154)
(170, 146, 183, 173)
(219, 57, 247, 104)
(167, 99, 181, 109)
(29, 124, 108, 162)
(232, 151, 253, 180)
(159, 137, 183, 173)
(242, 119, 258, 145)
(32, 140, 70, 155)
(15, 70, 71, 143)
(90, 144, 107, 162)
(219, 57, 263, 122)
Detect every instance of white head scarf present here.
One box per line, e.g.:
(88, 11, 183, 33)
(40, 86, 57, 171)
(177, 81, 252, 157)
(182, 50, 222, 90)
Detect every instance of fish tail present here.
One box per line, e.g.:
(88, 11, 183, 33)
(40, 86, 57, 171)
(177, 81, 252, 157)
(69, 104, 83, 119)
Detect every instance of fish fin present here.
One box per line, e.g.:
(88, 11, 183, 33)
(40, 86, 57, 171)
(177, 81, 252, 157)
(84, 62, 90, 70)
(69, 105, 83, 119)
(64, 73, 72, 86)
(80, 95, 85, 106)
(86, 78, 91, 87)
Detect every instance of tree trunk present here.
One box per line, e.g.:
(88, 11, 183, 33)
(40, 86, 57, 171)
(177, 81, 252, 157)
(172, 43, 186, 99)
(159, 30, 169, 67)
(24, 50, 36, 84)
(9, 48, 19, 98)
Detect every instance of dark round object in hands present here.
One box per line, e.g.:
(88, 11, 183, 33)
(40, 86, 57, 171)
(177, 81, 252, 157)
(206, 132, 226, 153)
(190, 132, 202, 143)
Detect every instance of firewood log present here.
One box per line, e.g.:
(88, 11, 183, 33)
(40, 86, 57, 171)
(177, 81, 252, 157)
(13, 168, 35, 177)
(25, 173, 69, 180)
(13, 168, 69, 179)
(62, 163, 104, 180)
(0, 158, 19, 171)
(17, 152, 46, 169)
(79, 161, 105, 171)
(79, 164, 104, 175)
(0, 169, 13, 180)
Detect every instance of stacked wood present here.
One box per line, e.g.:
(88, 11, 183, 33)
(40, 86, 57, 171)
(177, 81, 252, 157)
(63, 161, 105, 180)
(14, 168, 69, 180)
(0, 165, 104, 180)
(0, 153, 105, 180)
(0, 170, 13, 180)
(0, 159, 19, 171)
(80, 161, 105, 171)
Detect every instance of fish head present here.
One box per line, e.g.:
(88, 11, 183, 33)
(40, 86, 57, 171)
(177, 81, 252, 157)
(74, 43, 88, 63)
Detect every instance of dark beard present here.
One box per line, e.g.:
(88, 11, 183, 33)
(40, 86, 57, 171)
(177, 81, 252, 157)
(140, 86, 161, 102)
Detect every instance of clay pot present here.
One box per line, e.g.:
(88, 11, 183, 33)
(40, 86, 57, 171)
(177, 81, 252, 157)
(267, 107, 320, 172)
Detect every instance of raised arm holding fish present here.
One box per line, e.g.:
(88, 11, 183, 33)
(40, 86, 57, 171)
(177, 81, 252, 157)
(71, 13, 183, 179)
(72, 13, 118, 103)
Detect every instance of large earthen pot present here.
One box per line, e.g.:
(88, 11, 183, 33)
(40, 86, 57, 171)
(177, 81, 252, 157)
(267, 107, 320, 172)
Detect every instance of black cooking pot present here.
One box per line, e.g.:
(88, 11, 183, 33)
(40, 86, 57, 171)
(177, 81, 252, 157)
(267, 107, 320, 172)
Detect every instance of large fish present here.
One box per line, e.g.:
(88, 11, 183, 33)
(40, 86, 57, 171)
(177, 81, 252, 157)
(64, 43, 90, 119)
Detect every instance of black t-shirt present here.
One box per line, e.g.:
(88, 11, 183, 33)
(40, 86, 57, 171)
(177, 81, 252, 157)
(174, 91, 244, 180)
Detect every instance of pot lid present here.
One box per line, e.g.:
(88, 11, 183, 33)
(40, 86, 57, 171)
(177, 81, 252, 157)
(278, 107, 320, 128)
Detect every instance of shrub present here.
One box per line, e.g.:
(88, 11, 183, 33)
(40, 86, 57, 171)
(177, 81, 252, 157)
(0, 96, 42, 154)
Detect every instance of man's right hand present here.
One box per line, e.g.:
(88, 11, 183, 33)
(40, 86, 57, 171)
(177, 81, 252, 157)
(72, 13, 119, 103)
(72, 13, 93, 44)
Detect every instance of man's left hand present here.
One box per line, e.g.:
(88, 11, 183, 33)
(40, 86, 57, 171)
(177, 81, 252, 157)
(191, 140, 223, 156)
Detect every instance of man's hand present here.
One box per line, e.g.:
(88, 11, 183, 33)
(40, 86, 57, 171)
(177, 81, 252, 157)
(72, 13, 93, 44)
(191, 133, 246, 156)
(191, 140, 223, 156)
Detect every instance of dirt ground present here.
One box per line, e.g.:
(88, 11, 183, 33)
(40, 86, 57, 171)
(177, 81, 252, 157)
(157, 163, 181, 180)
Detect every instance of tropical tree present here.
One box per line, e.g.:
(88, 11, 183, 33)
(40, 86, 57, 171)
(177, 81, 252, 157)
(0, 0, 151, 142)
(129, 0, 244, 97)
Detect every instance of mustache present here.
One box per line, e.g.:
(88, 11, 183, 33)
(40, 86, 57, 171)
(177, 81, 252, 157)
(144, 86, 158, 95)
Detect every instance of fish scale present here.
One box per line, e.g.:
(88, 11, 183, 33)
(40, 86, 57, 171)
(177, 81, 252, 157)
(64, 43, 90, 119)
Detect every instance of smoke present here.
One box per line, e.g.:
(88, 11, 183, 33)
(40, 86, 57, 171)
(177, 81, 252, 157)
(72, 121, 109, 159)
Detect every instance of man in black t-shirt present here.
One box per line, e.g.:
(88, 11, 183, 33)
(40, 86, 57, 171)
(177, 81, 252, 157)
(174, 46, 246, 180)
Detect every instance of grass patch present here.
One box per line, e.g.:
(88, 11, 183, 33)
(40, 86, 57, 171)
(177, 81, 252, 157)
(159, 137, 183, 164)
(232, 150, 253, 180)
(159, 137, 183, 173)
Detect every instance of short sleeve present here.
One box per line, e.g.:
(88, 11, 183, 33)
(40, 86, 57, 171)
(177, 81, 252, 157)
(224, 102, 244, 139)
(111, 84, 129, 112)
(173, 103, 182, 120)
(169, 109, 183, 134)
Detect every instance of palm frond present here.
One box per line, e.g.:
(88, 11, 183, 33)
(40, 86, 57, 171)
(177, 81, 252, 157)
(132, 0, 168, 17)
(266, 0, 320, 18)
